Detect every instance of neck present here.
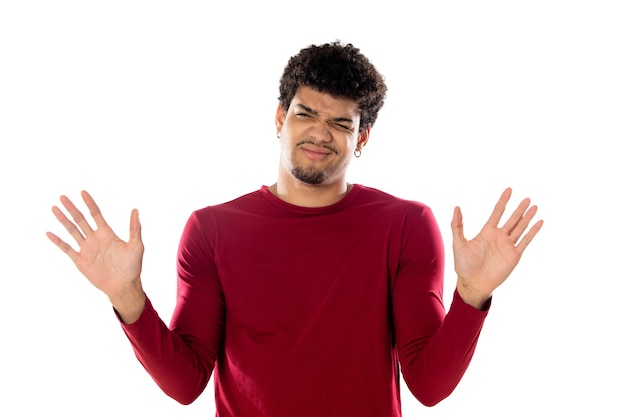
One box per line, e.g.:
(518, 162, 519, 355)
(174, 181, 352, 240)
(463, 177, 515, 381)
(269, 172, 352, 208)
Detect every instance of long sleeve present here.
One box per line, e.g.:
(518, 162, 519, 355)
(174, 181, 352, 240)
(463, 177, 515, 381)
(392, 205, 489, 406)
(119, 211, 225, 405)
(115, 185, 490, 416)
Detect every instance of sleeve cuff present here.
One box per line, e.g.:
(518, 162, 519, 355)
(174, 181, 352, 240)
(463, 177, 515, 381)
(451, 289, 491, 317)
(113, 296, 152, 330)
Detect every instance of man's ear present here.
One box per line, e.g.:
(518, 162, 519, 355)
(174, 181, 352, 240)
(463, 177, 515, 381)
(356, 125, 371, 151)
(275, 103, 287, 133)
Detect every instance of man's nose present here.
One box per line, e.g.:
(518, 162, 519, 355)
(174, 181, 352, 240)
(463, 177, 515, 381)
(308, 118, 332, 142)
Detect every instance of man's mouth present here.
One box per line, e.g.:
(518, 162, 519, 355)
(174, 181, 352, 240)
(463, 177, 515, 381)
(297, 141, 338, 161)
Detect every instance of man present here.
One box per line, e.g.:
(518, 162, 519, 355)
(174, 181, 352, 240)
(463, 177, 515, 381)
(47, 41, 543, 416)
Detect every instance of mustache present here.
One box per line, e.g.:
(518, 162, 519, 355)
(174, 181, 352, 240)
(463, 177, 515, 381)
(296, 139, 339, 155)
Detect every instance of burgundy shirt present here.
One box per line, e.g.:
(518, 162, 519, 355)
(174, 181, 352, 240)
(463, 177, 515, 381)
(121, 185, 488, 416)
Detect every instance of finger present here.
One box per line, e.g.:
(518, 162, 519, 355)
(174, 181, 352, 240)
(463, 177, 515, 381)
(500, 197, 531, 236)
(51, 204, 86, 245)
(485, 188, 513, 227)
(515, 219, 544, 254)
(46, 231, 79, 262)
(128, 208, 143, 249)
(81, 190, 110, 229)
(450, 206, 467, 247)
(509, 204, 538, 243)
(59, 195, 95, 236)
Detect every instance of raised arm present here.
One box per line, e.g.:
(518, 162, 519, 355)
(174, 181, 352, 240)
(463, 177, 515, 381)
(46, 190, 146, 323)
(451, 187, 544, 309)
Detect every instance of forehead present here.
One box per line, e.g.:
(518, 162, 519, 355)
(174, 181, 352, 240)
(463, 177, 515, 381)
(291, 86, 361, 120)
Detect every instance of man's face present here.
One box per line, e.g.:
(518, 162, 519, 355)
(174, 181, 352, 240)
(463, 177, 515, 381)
(275, 86, 369, 186)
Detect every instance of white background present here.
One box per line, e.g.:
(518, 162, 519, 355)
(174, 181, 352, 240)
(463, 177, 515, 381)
(1, 1, 624, 415)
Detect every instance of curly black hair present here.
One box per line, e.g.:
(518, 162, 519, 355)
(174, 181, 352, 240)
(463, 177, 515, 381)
(278, 41, 387, 132)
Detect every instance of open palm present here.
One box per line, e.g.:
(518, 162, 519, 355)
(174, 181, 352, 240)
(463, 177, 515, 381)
(451, 188, 543, 307)
(46, 191, 144, 300)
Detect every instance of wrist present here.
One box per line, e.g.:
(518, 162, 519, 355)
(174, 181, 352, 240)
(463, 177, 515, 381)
(109, 281, 146, 324)
(456, 281, 491, 310)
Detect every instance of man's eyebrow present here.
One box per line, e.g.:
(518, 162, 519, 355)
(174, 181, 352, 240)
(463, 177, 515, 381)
(295, 104, 354, 124)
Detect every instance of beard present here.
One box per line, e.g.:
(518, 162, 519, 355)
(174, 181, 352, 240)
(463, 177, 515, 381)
(290, 166, 330, 185)
(285, 139, 341, 185)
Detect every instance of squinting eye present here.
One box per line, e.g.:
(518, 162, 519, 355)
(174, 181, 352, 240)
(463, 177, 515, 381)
(332, 122, 353, 132)
(296, 112, 312, 118)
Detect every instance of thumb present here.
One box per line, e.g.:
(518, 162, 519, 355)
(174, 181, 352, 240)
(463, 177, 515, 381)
(451, 206, 466, 248)
(129, 208, 143, 249)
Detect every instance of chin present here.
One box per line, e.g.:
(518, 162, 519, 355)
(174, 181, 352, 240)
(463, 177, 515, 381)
(291, 167, 328, 185)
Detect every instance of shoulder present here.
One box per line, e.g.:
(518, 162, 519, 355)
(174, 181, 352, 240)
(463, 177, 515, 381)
(353, 184, 433, 215)
(348, 185, 441, 237)
(352, 185, 443, 253)
(194, 189, 265, 216)
(178, 189, 268, 235)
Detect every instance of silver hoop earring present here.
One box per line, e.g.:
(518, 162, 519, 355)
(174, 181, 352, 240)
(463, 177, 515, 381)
(354, 149, 362, 158)
(276, 131, 281, 139)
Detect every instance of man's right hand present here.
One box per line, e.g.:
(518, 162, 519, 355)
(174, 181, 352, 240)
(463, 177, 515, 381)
(47, 190, 146, 323)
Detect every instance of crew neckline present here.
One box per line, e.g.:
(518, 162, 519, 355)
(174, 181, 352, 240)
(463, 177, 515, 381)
(259, 184, 363, 215)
